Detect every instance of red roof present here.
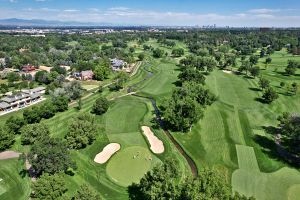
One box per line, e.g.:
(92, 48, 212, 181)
(22, 65, 36, 72)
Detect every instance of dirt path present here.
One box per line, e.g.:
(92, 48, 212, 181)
(0, 151, 21, 160)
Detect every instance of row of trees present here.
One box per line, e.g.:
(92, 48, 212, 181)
(129, 159, 254, 200)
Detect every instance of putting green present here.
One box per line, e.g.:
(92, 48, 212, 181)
(106, 146, 153, 187)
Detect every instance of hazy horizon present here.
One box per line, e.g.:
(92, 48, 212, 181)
(0, 0, 300, 27)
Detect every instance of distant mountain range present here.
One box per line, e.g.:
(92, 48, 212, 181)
(0, 18, 115, 27)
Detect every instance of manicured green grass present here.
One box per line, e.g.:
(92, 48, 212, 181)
(232, 145, 300, 200)
(105, 96, 148, 135)
(0, 159, 30, 200)
(139, 58, 180, 102)
(106, 146, 160, 187)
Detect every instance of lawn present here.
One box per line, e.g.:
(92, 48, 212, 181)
(0, 159, 31, 200)
(232, 145, 300, 200)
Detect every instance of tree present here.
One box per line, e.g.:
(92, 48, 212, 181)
(277, 112, 300, 157)
(138, 53, 145, 61)
(65, 114, 97, 149)
(23, 106, 42, 124)
(285, 60, 299, 75)
(152, 48, 165, 58)
(28, 137, 75, 175)
(249, 66, 260, 78)
(6, 72, 20, 83)
(129, 159, 180, 200)
(291, 82, 298, 95)
(114, 71, 129, 90)
(5, 116, 26, 134)
(63, 81, 83, 100)
(180, 168, 232, 200)
(31, 173, 67, 200)
(0, 126, 14, 151)
(178, 68, 205, 85)
(93, 59, 111, 81)
(72, 184, 101, 200)
(238, 60, 251, 75)
(39, 102, 57, 119)
(162, 91, 203, 132)
(92, 97, 110, 115)
(129, 158, 253, 200)
(280, 81, 285, 88)
(51, 66, 67, 75)
(172, 48, 185, 57)
(258, 77, 270, 90)
(265, 57, 272, 68)
(249, 55, 259, 66)
(262, 87, 278, 103)
(52, 96, 69, 112)
(20, 123, 50, 145)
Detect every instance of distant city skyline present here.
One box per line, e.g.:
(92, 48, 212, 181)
(0, 0, 299, 27)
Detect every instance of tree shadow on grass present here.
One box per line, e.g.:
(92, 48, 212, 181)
(254, 97, 268, 104)
(249, 87, 261, 92)
(172, 80, 182, 87)
(128, 184, 144, 200)
(254, 127, 300, 168)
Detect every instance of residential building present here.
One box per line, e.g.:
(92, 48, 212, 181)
(80, 70, 94, 80)
(111, 58, 127, 71)
(0, 87, 45, 112)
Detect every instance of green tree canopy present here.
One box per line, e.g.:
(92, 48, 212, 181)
(28, 137, 75, 176)
(65, 113, 97, 149)
(72, 184, 101, 200)
(31, 173, 67, 200)
(20, 123, 50, 145)
(0, 125, 14, 151)
(92, 97, 110, 115)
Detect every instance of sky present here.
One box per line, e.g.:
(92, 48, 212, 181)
(0, 0, 300, 27)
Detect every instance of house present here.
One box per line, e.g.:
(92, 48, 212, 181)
(22, 65, 36, 73)
(111, 58, 127, 71)
(22, 86, 46, 95)
(0, 86, 44, 112)
(80, 70, 94, 80)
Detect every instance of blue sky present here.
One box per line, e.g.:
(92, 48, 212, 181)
(0, 0, 300, 26)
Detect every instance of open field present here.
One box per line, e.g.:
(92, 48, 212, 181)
(232, 145, 300, 200)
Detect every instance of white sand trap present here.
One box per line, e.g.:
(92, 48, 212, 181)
(141, 126, 164, 154)
(222, 70, 233, 74)
(94, 143, 121, 164)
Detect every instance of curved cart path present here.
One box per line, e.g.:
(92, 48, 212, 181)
(0, 151, 21, 160)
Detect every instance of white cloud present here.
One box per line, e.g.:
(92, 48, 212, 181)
(248, 8, 281, 14)
(0, 7, 300, 27)
(63, 9, 80, 12)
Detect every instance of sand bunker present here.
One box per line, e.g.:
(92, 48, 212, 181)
(222, 70, 233, 74)
(0, 151, 21, 160)
(94, 143, 121, 164)
(141, 126, 164, 154)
